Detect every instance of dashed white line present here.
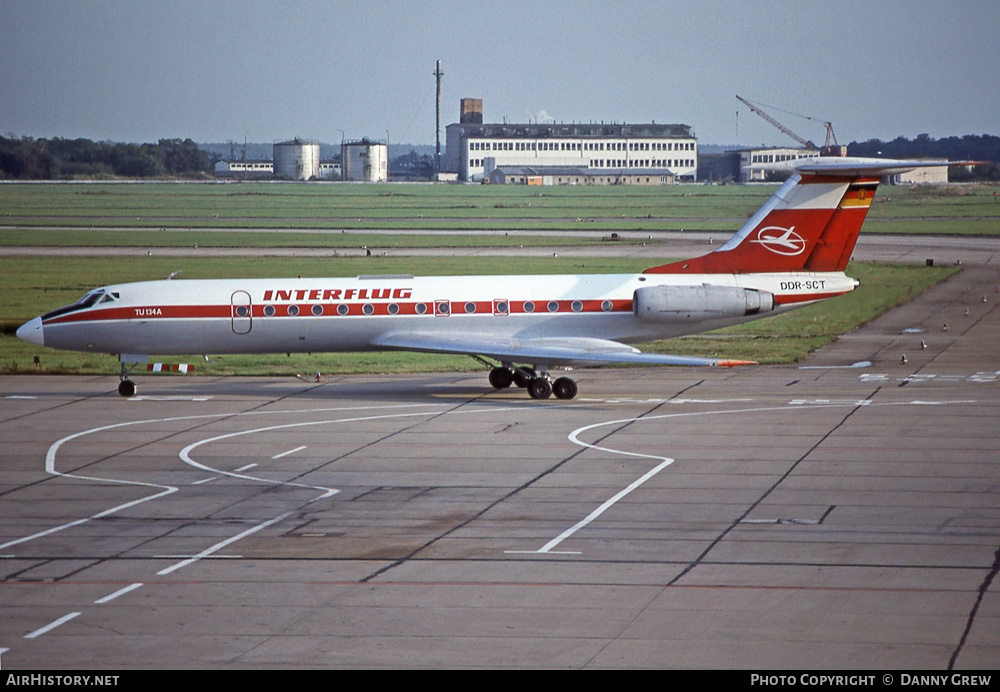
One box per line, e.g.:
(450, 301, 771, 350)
(24, 612, 80, 639)
(272, 445, 307, 459)
(177, 409, 477, 500)
(94, 583, 143, 604)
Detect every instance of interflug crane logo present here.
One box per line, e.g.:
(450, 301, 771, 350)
(751, 226, 806, 256)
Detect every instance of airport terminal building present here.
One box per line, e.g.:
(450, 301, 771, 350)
(445, 99, 697, 183)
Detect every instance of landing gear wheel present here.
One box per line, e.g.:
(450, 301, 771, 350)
(512, 367, 536, 388)
(117, 379, 137, 397)
(528, 377, 553, 400)
(488, 367, 514, 389)
(552, 376, 578, 400)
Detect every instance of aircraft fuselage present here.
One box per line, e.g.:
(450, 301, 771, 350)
(26, 271, 856, 358)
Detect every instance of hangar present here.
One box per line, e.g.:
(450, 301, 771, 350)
(446, 98, 697, 182)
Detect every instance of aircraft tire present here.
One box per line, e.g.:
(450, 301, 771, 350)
(118, 379, 137, 397)
(527, 377, 553, 400)
(489, 367, 514, 389)
(552, 377, 578, 400)
(513, 367, 536, 388)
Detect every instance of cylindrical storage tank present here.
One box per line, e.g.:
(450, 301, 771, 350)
(341, 140, 389, 182)
(273, 139, 320, 180)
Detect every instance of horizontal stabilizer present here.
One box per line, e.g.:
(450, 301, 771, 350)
(794, 157, 981, 177)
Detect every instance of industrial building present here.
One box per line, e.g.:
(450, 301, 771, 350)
(341, 138, 389, 182)
(214, 140, 341, 181)
(213, 160, 274, 178)
(318, 162, 341, 179)
(736, 146, 821, 182)
(893, 165, 949, 184)
(446, 98, 697, 183)
(488, 165, 674, 186)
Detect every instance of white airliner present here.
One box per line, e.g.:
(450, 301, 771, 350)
(16, 158, 953, 399)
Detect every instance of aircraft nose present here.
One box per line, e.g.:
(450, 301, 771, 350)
(16, 317, 44, 346)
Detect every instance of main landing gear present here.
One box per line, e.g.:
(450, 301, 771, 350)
(488, 365, 578, 400)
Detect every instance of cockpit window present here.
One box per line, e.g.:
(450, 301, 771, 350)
(41, 289, 115, 320)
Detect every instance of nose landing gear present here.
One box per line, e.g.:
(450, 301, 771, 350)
(118, 361, 137, 397)
(118, 378, 137, 397)
(115, 357, 147, 397)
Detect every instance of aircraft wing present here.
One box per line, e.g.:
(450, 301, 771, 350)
(371, 332, 754, 367)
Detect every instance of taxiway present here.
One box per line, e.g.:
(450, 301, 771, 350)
(0, 264, 998, 669)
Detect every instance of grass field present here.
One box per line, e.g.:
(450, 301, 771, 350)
(2, 180, 997, 236)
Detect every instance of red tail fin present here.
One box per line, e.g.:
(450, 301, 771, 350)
(646, 172, 877, 275)
(646, 158, 975, 276)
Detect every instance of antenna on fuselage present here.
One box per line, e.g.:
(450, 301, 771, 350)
(167, 271, 182, 280)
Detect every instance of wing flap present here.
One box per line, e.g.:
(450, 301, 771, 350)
(371, 332, 754, 367)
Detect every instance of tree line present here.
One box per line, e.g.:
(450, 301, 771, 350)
(847, 134, 1000, 180)
(0, 136, 215, 179)
(2, 133, 998, 181)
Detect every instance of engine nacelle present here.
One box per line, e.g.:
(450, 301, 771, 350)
(634, 284, 775, 322)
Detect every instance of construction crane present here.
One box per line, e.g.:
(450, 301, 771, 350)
(736, 95, 846, 156)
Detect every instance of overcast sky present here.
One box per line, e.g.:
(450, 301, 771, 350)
(2, 0, 997, 146)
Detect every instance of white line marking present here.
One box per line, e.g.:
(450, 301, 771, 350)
(506, 549, 581, 555)
(156, 511, 293, 576)
(530, 458, 675, 555)
(24, 612, 80, 639)
(3, 404, 438, 552)
(170, 407, 522, 573)
(234, 463, 257, 472)
(94, 583, 143, 604)
(523, 399, 977, 556)
(578, 397, 753, 405)
(0, 420, 179, 551)
(178, 409, 494, 501)
(272, 445, 307, 460)
(10, 402, 526, 650)
(154, 554, 242, 560)
(799, 360, 872, 369)
(192, 477, 216, 485)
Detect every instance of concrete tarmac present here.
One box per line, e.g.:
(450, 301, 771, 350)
(1, 266, 998, 669)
